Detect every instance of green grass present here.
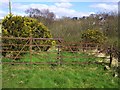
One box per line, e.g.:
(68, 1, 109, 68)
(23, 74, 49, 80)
(0, 64, 2, 89)
(2, 64, 119, 88)
(2, 52, 97, 63)
(2, 52, 119, 88)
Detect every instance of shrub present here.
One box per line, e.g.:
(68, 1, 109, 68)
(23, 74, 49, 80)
(81, 29, 106, 44)
(2, 14, 53, 58)
(81, 29, 107, 50)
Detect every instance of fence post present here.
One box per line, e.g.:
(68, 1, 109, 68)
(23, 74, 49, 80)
(108, 46, 113, 67)
(57, 38, 62, 65)
(57, 38, 60, 65)
(29, 36, 32, 64)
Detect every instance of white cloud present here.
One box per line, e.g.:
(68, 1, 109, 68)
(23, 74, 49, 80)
(0, 10, 6, 15)
(1, 0, 119, 2)
(55, 2, 72, 8)
(0, 0, 9, 7)
(0, 2, 96, 19)
(11, 2, 93, 18)
(0, 0, 9, 3)
(12, 12, 27, 17)
(13, 3, 48, 10)
(90, 3, 118, 11)
(0, 10, 8, 19)
(0, 1, 119, 19)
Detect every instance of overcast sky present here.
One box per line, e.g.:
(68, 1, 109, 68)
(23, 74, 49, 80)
(0, 0, 119, 19)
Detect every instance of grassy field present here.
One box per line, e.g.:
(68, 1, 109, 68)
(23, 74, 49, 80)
(2, 51, 97, 63)
(2, 52, 119, 88)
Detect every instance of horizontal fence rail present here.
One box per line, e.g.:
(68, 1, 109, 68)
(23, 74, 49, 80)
(0, 36, 117, 66)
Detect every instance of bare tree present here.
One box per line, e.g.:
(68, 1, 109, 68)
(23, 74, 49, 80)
(25, 8, 56, 26)
(25, 8, 41, 17)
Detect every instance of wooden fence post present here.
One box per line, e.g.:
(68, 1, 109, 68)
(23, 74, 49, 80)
(29, 36, 32, 64)
(108, 46, 113, 67)
(57, 38, 60, 65)
(57, 38, 63, 65)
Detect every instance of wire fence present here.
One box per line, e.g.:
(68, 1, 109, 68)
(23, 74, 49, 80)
(0, 37, 119, 66)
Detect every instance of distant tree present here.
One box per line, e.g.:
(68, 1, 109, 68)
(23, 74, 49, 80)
(72, 17, 78, 20)
(40, 9, 55, 20)
(25, 8, 56, 26)
(95, 11, 118, 38)
(25, 8, 41, 17)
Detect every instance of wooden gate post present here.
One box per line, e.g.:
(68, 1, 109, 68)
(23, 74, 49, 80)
(57, 38, 63, 65)
(29, 36, 32, 64)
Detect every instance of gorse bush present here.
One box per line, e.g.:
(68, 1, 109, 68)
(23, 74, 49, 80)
(81, 29, 107, 44)
(2, 14, 53, 58)
(2, 14, 52, 38)
(81, 29, 107, 50)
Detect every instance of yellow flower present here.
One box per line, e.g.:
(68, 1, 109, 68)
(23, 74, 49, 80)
(4, 29, 8, 34)
(52, 41, 56, 46)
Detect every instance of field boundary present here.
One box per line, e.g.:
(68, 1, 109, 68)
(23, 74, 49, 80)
(0, 37, 118, 66)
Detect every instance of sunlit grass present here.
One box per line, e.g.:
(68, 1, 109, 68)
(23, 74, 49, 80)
(2, 52, 119, 88)
(2, 64, 119, 88)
